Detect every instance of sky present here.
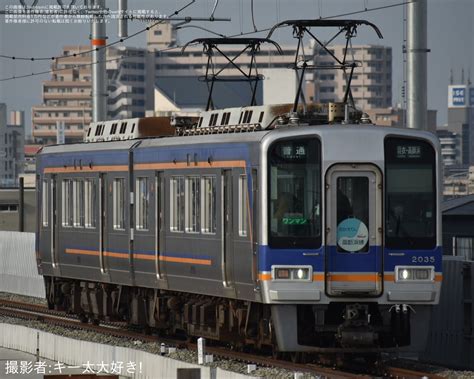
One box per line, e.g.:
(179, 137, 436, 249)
(0, 0, 473, 136)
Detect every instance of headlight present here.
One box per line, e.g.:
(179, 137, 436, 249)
(395, 266, 434, 282)
(273, 266, 311, 281)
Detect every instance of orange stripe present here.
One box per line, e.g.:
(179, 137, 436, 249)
(134, 160, 246, 171)
(313, 273, 324, 281)
(328, 274, 380, 282)
(66, 248, 99, 256)
(259, 273, 272, 281)
(133, 253, 155, 261)
(44, 165, 128, 174)
(91, 39, 106, 46)
(435, 274, 442, 282)
(159, 255, 211, 266)
(66, 248, 210, 265)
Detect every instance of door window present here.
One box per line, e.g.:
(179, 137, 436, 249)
(336, 176, 369, 253)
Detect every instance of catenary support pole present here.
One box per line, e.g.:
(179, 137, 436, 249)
(407, 0, 428, 130)
(91, 0, 107, 122)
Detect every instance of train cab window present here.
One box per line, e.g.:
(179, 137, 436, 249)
(73, 179, 85, 227)
(239, 175, 248, 237)
(268, 138, 322, 249)
(170, 176, 185, 232)
(201, 176, 216, 234)
(42, 179, 48, 227)
(185, 177, 200, 233)
(61, 179, 73, 227)
(113, 178, 126, 230)
(136, 177, 149, 230)
(84, 179, 95, 228)
(385, 138, 436, 249)
(259, 111, 265, 123)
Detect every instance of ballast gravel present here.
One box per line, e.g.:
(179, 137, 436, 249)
(0, 292, 317, 379)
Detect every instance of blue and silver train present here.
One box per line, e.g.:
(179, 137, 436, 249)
(36, 103, 442, 353)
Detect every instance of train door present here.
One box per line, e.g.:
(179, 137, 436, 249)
(325, 164, 383, 296)
(47, 175, 59, 271)
(155, 171, 167, 285)
(222, 169, 235, 290)
(99, 173, 107, 275)
(104, 172, 131, 284)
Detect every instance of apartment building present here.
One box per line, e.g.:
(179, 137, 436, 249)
(0, 105, 25, 187)
(32, 45, 150, 145)
(148, 23, 393, 111)
(313, 44, 392, 110)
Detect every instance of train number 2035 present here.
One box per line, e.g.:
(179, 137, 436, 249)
(411, 256, 435, 263)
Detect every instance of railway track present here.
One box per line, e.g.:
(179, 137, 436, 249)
(0, 298, 444, 378)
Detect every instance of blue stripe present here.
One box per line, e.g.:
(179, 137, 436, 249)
(134, 142, 252, 164)
(40, 151, 129, 169)
(384, 247, 442, 271)
(258, 245, 443, 272)
(258, 245, 324, 272)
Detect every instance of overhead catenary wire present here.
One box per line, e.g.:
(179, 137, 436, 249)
(0, 0, 413, 82)
(0, 0, 218, 62)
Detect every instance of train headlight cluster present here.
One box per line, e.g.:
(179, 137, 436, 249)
(272, 266, 312, 281)
(395, 266, 434, 282)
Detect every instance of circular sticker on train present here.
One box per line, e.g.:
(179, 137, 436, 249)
(337, 218, 369, 252)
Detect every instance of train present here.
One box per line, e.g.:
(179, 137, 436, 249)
(35, 102, 442, 354)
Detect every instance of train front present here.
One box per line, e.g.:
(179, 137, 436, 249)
(259, 125, 442, 352)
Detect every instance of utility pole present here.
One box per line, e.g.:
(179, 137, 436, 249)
(91, 0, 107, 122)
(406, 0, 428, 130)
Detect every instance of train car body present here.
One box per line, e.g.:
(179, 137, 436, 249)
(36, 105, 442, 352)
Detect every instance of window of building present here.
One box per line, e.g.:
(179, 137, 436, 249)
(113, 178, 126, 230)
(170, 176, 185, 232)
(0, 204, 18, 212)
(185, 177, 200, 233)
(42, 179, 48, 227)
(84, 179, 95, 228)
(62, 179, 73, 227)
(136, 177, 149, 230)
(239, 175, 248, 237)
(201, 176, 216, 234)
(73, 179, 84, 227)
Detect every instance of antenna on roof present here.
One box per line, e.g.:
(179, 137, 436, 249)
(182, 38, 282, 110)
(267, 19, 383, 113)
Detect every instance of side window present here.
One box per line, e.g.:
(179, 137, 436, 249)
(73, 179, 84, 227)
(113, 178, 125, 230)
(62, 179, 72, 227)
(136, 177, 149, 230)
(201, 176, 216, 234)
(42, 179, 48, 227)
(170, 176, 185, 232)
(239, 175, 248, 237)
(84, 179, 95, 228)
(185, 176, 200, 233)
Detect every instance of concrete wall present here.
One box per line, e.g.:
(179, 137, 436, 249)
(0, 231, 44, 298)
(0, 188, 36, 233)
(0, 324, 260, 379)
